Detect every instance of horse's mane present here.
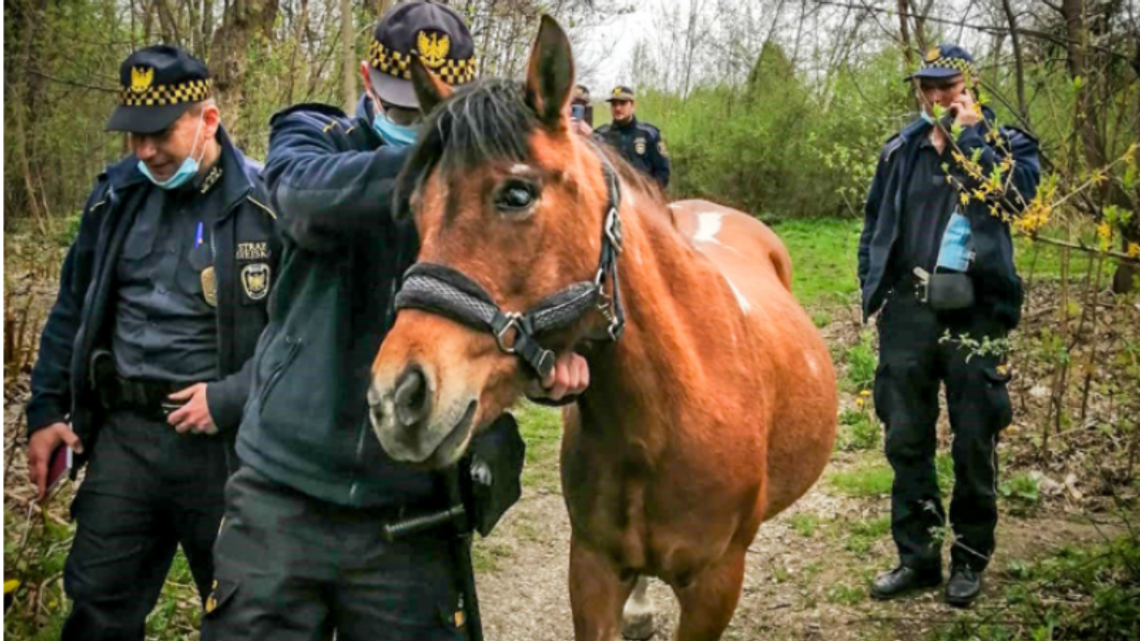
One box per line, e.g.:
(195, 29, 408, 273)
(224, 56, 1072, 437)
(394, 77, 666, 220)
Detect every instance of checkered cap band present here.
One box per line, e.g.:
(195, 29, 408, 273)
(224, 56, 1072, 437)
(120, 79, 212, 107)
(920, 56, 977, 78)
(368, 36, 476, 85)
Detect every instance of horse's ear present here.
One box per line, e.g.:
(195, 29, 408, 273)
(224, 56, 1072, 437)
(410, 55, 453, 115)
(525, 15, 574, 129)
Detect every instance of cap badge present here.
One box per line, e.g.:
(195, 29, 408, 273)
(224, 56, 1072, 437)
(130, 66, 154, 94)
(925, 47, 941, 63)
(417, 31, 451, 68)
(612, 87, 624, 97)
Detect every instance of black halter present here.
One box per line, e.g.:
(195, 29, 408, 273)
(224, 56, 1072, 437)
(394, 161, 625, 380)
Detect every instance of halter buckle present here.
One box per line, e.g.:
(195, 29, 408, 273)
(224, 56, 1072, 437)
(495, 312, 523, 354)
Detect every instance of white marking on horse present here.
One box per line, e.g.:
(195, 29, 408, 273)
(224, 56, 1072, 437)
(693, 212, 724, 245)
(805, 352, 820, 376)
(723, 274, 752, 315)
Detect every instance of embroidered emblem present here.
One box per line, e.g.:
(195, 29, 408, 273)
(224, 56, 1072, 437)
(130, 66, 154, 94)
(417, 31, 451, 68)
(241, 263, 271, 300)
(925, 47, 941, 62)
(200, 166, 223, 194)
(235, 241, 270, 261)
(200, 266, 218, 307)
(634, 137, 646, 155)
(657, 140, 667, 157)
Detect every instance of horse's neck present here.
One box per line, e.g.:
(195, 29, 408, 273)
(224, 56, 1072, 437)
(580, 195, 729, 435)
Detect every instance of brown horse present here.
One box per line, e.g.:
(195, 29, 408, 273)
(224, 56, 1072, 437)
(368, 17, 837, 641)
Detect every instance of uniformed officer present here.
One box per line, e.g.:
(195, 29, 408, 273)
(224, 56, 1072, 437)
(594, 85, 670, 189)
(24, 45, 278, 640)
(200, 3, 588, 639)
(859, 44, 1040, 607)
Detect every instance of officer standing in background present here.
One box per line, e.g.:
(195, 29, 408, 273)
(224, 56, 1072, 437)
(594, 85, 670, 189)
(200, 3, 588, 639)
(859, 45, 1040, 607)
(24, 45, 278, 640)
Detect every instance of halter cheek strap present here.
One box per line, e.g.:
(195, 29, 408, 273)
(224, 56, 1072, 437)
(394, 161, 625, 379)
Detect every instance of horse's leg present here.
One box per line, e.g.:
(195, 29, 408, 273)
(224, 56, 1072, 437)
(570, 536, 634, 641)
(671, 550, 747, 641)
(621, 576, 657, 640)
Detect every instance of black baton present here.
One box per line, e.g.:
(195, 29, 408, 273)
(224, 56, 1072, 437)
(382, 466, 483, 641)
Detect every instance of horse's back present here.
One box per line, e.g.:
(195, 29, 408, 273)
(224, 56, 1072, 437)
(667, 200, 793, 292)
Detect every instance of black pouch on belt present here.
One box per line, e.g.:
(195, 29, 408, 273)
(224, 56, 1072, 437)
(461, 413, 526, 537)
(926, 272, 976, 311)
(88, 347, 119, 410)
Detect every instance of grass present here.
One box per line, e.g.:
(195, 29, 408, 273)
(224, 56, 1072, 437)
(770, 218, 862, 307)
(836, 407, 881, 452)
(843, 515, 892, 558)
(828, 461, 894, 498)
(789, 513, 819, 538)
(512, 401, 564, 494)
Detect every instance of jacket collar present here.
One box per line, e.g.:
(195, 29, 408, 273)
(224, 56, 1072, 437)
(102, 125, 253, 215)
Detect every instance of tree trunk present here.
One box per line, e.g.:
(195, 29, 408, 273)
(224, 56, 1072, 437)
(342, 0, 355, 112)
(1001, 0, 1027, 119)
(209, 0, 279, 142)
(896, 0, 913, 66)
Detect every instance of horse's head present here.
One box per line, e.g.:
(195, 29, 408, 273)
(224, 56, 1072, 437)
(369, 17, 618, 468)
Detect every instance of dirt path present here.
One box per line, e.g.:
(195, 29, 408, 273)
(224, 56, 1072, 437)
(475, 448, 1119, 641)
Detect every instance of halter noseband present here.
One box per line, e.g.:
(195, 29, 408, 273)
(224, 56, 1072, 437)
(393, 160, 625, 380)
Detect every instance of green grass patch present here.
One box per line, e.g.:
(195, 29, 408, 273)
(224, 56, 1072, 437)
(513, 401, 564, 494)
(844, 515, 892, 557)
(999, 471, 1041, 516)
(771, 218, 861, 307)
(836, 407, 881, 451)
(825, 581, 866, 605)
(828, 461, 894, 497)
(788, 513, 819, 538)
(841, 330, 878, 394)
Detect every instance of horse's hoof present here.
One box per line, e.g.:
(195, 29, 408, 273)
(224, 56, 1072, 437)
(621, 609, 657, 640)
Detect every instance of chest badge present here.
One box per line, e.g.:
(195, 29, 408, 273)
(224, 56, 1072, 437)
(241, 263, 271, 301)
(201, 266, 218, 308)
(634, 137, 647, 155)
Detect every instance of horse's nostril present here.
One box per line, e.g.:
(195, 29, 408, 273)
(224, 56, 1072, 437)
(394, 366, 430, 427)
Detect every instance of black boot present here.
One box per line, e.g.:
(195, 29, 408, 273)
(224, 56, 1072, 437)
(945, 565, 983, 607)
(870, 565, 942, 600)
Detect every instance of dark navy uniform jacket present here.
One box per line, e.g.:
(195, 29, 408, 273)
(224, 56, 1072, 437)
(595, 116, 671, 189)
(238, 96, 437, 508)
(27, 128, 280, 467)
(858, 112, 1040, 329)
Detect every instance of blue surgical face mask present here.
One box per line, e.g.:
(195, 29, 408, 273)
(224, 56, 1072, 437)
(138, 115, 207, 190)
(372, 108, 419, 148)
(919, 108, 936, 126)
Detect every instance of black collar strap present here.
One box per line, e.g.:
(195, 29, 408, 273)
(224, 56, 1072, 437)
(394, 160, 625, 379)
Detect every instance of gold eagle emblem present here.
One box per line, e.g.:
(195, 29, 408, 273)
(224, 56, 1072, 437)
(925, 47, 941, 63)
(241, 263, 271, 301)
(130, 66, 154, 94)
(417, 31, 450, 68)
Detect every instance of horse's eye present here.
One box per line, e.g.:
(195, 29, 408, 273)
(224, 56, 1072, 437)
(494, 180, 538, 213)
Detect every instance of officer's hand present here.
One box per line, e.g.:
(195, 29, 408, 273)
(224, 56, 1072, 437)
(952, 91, 981, 128)
(168, 383, 218, 435)
(571, 119, 593, 136)
(527, 352, 590, 401)
(28, 423, 83, 501)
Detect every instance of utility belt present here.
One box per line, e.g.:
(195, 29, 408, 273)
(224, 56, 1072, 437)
(88, 348, 193, 418)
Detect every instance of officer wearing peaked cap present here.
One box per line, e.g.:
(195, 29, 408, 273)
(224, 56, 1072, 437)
(594, 85, 671, 189)
(25, 44, 278, 640)
(859, 43, 1040, 607)
(201, 3, 588, 639)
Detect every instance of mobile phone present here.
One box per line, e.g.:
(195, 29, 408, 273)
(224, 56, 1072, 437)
(45, 443, 73, 497)
(571, 104, 586, 121)
(939, 105, 959, 130)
